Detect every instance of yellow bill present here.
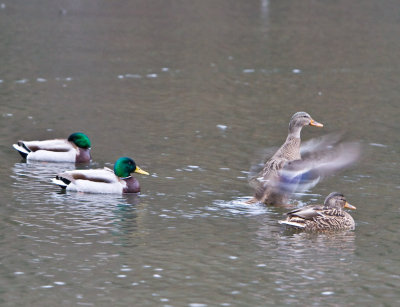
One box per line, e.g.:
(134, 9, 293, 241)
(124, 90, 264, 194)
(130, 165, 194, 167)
(135, 166, 150, 176)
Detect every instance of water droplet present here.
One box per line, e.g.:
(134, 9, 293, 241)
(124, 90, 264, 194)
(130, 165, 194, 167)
(120, 267, 132, 272)
(54, 281, 66, 285)
(217, 124, 228, 130)
(125, 74, 142, 79)
(369, 143, 387, 148)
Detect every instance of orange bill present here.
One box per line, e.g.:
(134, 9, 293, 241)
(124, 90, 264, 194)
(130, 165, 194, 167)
(344, 202, 356, 210)
(309, 119, 324, 127)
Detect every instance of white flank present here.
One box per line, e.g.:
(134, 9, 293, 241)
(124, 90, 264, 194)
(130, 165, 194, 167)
(27, 149, 77, 162)
(67, 180, 124, 194)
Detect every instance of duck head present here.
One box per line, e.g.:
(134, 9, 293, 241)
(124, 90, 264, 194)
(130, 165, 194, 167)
(324, 192, 356, 210)
(114, 157, 149, 178)
(68, 132, 91, 149)
(288, 112, 323, 138)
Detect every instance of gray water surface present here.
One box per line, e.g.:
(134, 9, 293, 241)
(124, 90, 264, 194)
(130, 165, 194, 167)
(1, 1, 399, 306)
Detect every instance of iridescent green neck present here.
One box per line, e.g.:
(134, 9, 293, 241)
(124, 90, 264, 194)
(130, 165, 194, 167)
(114, 157, 136, 178)
(68, 132, 91, 149)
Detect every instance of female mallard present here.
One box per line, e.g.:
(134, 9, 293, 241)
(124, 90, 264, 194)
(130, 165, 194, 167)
(248, 112, 360, 206)
(279, 192, 356, 231)
(249, 112, 323, 205)
(13, 132, 91, 163)
(51, 157, 149, 194)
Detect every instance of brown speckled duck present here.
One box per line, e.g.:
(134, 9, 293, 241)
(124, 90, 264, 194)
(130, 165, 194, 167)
(279, 192, 356, 231)
(248, 112, 360, 206)
(248, 112, 323, 205)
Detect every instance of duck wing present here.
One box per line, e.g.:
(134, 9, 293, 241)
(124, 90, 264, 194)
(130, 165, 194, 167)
(300, 133, 343, 157)
(56, 167, 118, 184)
(249, 158, 285, 186)
(286, 204, 325, 220)
(20, 139, 73, 152)
(277, 141, 361, 194)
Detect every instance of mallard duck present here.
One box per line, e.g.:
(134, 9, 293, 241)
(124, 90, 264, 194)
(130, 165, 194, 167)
(51, 157, 149, 194)
(13, 132, 91, 163)
(248, 112, 323, 205)
(279, 192, 356, 231)
(248, 112, 360, 206)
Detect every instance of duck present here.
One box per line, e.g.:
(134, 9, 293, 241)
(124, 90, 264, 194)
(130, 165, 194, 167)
(51, 157, 149, 194)
(279, 192, 356, 231)
(248, 112, 360, 206)
(248, 112, 323, 205)
(13, 132, 91, 163)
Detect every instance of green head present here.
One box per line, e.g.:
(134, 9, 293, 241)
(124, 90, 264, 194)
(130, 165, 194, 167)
(114, 157, 149, 178)
(68, 132, 91, 149)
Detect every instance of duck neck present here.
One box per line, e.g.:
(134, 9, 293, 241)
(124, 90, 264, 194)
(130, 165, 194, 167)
(122, 176, 140, 193)
(288, 125, 303, 139)
(279, 132, 302, 160)
(76, 148, 91, 163)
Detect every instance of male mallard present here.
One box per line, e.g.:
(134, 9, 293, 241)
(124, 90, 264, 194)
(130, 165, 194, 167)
(279, 192, 356, 231)
(51, 157, 149, 194)
(13, 132, 91, 163)
(248, 112, 360, 206)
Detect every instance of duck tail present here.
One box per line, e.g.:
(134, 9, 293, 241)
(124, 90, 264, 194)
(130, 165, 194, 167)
(12, 142, 31, 159)
(51, 176, 70, 189)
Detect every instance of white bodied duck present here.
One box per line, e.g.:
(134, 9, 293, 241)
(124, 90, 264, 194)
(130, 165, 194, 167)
(51, 157, 149, 194)
(279, 192, 356, 231)
(13, 132, 92, 163)
(248, 112, 360, 206)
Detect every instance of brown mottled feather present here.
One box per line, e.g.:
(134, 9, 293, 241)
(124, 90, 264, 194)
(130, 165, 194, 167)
(279, 192, 356, 231)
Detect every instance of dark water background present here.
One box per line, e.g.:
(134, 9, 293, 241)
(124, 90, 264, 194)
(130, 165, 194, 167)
(1, 1, 399, 305)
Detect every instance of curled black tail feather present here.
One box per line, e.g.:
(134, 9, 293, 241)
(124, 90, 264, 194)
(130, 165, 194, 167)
(56, 175, 71, 186)
(18, 141, 31, 153)
(14, 142, 31, 159)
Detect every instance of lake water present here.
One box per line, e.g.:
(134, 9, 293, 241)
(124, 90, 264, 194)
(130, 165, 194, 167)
(1, 0, 399, 306)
